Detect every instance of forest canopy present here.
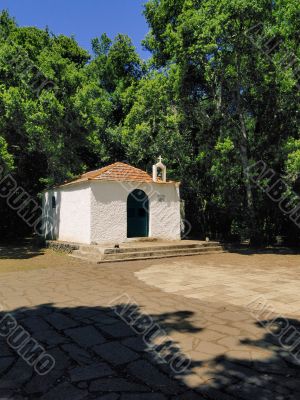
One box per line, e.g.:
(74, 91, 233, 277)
(0, 0, 299, 244)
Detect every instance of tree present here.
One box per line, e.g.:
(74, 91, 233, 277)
(142, 0, 300, 243)
(1, 3, 300, 244)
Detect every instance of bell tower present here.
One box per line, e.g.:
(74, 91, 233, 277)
(152, 156, 167, 182)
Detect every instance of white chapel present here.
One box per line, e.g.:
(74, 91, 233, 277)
(42, 159, 181, 244)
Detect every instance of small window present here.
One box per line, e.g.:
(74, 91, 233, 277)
(52, 196, 56, 209)
(158, 194, 166, 202)
(157, 167, 163, 179)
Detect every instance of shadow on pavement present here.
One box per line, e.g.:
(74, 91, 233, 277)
(0, 240, 44, 260)
(0, 303, 299, 399)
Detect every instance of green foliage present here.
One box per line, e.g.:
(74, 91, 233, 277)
(0, 3, 300, 243)
(141, 0, 300, 243)
(121, 69, 189, 172)
(284, 138, 300, 184)
(0, 136, 14, 171)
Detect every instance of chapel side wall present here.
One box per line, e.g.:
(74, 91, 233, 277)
(148, 184, 181, 240)
(43, 183, 91, 244)
(90, 181, 181, 244)
(90, 182, 128, 244)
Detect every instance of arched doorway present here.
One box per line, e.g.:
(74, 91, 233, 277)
(127, 189, 149, 238)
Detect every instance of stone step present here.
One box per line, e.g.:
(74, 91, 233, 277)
(103, 242, 220, 254)
(102, 246, 223, 260)
(69, 252, 100, 263)
(71, 245, 224, 263)
(74, 245, 223, 259)
(77, 241, 220, 255)
(98, 249, 224, 263)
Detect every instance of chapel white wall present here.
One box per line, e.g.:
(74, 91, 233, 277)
(90, 181, 181, 244)
(43, 183, 91, 244)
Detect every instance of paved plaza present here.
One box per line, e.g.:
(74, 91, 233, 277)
(0, 244, 300, 399)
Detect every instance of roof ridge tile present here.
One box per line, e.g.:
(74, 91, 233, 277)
(56, 162, 177, 188)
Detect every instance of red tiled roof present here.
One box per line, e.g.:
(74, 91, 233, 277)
(58, 162, 176, 187)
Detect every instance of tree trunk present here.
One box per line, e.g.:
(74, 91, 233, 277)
(235, 67, 259, 245)
(238, 116, 258, 245)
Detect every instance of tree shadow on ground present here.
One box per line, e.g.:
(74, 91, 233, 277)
(0, 304, 299, 399)
(202, 317, 300, 400)
(0, 303, 203, 399)
(225, 246, 300, 257)
(0, 240, 44, 260)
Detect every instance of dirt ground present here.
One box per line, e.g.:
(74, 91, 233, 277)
(0, 244, 300, 399)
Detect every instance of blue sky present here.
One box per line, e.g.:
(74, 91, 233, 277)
(1, 0, 150, 58)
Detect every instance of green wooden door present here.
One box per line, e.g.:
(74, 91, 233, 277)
(127, 190, 149, 238)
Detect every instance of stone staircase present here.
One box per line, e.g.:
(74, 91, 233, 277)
(70, 241, 225, 263)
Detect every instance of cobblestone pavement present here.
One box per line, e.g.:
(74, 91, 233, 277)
(0, 245, 300, 399)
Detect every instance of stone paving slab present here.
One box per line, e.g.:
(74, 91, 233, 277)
(97, 394, 119, 400)
(135, 258, 300, 318)
(40, 382, 87, 400)
(0, 246, 300, 399)
(61, 343, 93, 366)
(69, 362, 114, 382)
(89, 378, 148, 393)
(65, 326, 107, 348)
(93, 342, 139, 366)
